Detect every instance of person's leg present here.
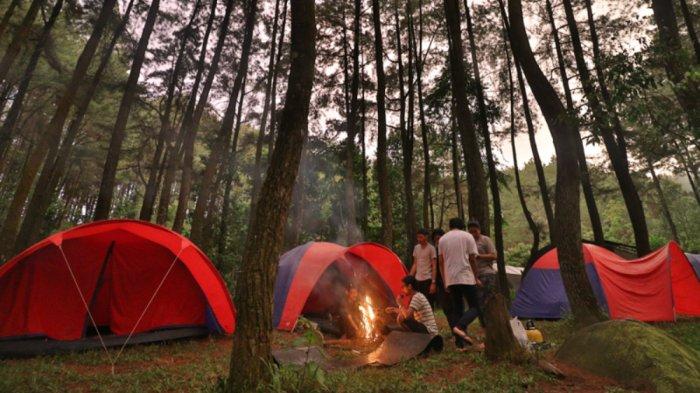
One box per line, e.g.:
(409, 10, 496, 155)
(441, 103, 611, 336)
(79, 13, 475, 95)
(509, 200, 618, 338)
(449, 284, 468, 348)
(463, 284, 481, 329)
(401, 317, 429, 334)
(448, 284, 465, 328)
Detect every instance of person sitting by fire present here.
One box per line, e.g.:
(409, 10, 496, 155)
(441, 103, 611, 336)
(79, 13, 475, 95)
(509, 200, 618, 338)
(385, 276, 439, 336)
(409, 228, 438, 307)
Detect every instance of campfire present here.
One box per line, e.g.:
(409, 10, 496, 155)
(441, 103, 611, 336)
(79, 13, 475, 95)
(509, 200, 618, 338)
(358, 295, 378, 340)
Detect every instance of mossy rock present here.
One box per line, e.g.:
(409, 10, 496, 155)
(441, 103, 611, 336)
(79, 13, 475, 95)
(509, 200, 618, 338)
(555, 320, 700, 392)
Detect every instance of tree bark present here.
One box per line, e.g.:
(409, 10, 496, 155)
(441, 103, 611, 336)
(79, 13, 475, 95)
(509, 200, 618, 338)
(217, 81, 247, 259)
(167, 0, 233, 230)
(443, 0, 489, 230)
(371, 0, 393, 246)
(251, 0, 286, 205)
(93, 0, 161, 221)
(647, 159, 679, 242)
(650, 0, 699, 135)
(0, 0, 22, 39)
(678, 0, 700, 63)
(395, 1, 416, 260)
(0, 0, 117, 252)
(450, 112, 465, 221)
(188, 0, 258, 245)
(0, 0, 63, 160)
(505, 0, 605, 327)
(545, 0, 603, 244)
(483, 294, 526, 362)
(342, 0, 362, 244)
(413, 0, 433, 229)
(503, 24, 540, 261)
(463, 0, 507, 296)
(140, 0, 203, 221)
(0, 0, 46, 83)
(18, 0, 133, 251)
(563, 0, 650, 256)
(0, 114, 48, 260)
(226, 0, 315, 388)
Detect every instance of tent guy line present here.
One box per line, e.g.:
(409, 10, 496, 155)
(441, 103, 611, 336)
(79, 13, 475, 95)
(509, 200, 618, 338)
(112, 246, 185, 372)
(58, 244, 114, 365)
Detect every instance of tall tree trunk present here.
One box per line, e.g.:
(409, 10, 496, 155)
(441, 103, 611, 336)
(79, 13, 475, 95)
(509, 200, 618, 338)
(463, 0, 507, 296)
(0, 116, 48, 260)
(360, 59, 370, 234)
(93, 0, 161, 220)
(188, 0, 258, 245)
(0, 0, 117, 252)
(443, 0, 489, 231)
(674, 142, 700, 206)
(20, 0, 134, 251)
(450, 113, 465, 221)
(679, 0, 700, 63)
(503, 26, 539, 260)
(650, 0, 699, 135)
(0, 0, 22, 39)
(647, 159, 679, 242)
(413, 0, 433, 229)
(396, 1, 416, 260)
(342, 0, 362, 244)
(505, 0, 605, 326)
(545, 0, 603, 243)
(217, 86, 247, 259)
(513, 59, 555, 242)
(562, 0, 650, 256)
(0, 0, 63, 159)
(226, 0, 315, 388)
(258, 0, 289, 197)
(167, 0, 233, 230)
(0, 0, 45, 83)
(140, 0, 203, 221)
(251, 0, 285, 205)
(206, 75, 246, 238)
(371, 0, 393, 246)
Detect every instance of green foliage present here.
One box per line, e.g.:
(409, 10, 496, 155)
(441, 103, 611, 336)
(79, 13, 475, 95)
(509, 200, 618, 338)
(504, 242, 532, 267)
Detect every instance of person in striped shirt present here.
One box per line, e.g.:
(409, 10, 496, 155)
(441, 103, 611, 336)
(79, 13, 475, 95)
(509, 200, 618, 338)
(386, 276, 439, 336)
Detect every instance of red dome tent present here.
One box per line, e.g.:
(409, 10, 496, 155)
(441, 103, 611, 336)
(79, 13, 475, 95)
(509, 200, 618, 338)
(511, 241, 700, 321)
(273, 242, 407, 331)
(0, 220, 235, 357)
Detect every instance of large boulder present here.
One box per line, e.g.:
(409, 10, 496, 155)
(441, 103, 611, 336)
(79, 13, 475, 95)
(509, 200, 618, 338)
(555, 320, 700, 392)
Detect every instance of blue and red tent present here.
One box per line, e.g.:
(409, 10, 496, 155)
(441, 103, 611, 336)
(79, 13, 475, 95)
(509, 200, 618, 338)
(273, 242, 407, 331)
(511, 241, 700, 322)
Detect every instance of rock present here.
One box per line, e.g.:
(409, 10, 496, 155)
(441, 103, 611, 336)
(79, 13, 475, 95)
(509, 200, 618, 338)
(555, 320, 700, 392)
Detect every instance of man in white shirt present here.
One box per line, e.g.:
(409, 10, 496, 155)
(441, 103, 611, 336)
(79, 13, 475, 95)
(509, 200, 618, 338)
(438, 217, 483, 349)
(410, 228, 437, 305)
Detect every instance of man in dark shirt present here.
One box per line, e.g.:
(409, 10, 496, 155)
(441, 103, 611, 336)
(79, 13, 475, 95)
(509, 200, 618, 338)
(467, 220, 497, 325)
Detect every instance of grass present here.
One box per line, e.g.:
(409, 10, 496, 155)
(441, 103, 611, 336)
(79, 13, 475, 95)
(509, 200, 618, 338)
(1, 316, 698, 393)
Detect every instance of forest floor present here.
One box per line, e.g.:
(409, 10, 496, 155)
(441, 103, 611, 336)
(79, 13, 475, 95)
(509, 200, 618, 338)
(1, 314, 698, 393)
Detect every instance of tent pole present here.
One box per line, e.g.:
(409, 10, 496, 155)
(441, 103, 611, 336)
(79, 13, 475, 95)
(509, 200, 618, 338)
(83, 241, 116, 336)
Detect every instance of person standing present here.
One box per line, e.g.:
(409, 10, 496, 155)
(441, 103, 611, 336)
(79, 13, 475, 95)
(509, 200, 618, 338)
(410, 228, 437, 305)
(467, 220, 497, 325)
(438, 217, 483, 349)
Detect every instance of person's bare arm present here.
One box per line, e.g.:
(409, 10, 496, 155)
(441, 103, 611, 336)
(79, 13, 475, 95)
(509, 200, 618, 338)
(410, 255, 417, 276)
(429, 257, 437, 294)
(469, 254, 482, 286)
(439, 254, 448, 292)
(479, 238, 497, 261)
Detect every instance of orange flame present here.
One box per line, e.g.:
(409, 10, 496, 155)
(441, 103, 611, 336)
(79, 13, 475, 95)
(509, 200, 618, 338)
(358, 295, 377, 340)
